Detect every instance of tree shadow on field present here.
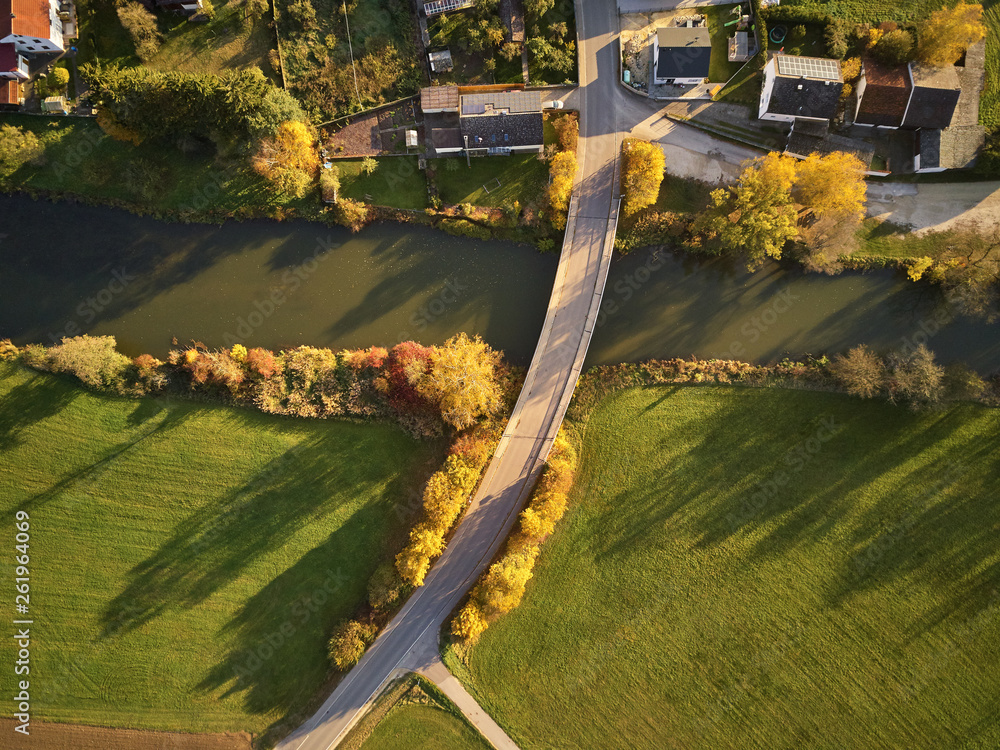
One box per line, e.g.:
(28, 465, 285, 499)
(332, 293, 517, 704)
(0, 369, 78, 451)
(99, 416, 411, 639)
(584, 386, 1000, 637)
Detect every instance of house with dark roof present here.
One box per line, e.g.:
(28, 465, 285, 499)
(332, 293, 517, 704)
(854, 58, 910, 127)
(902, 64, 961, 129)
(459, 90, 543, 154)
(653, 27, 711, 85)
(854, 59, 961, 130)
(758, 53, 843, 123)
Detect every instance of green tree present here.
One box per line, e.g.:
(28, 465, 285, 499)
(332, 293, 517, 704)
(418, 333, 502, 431)
(117, 1, 162, 62)
(696, 152, 798, 267)
(917, 2, 986, 66)
(360, 155, 378, 175)
(620, 139, 665, 215)
(872, 29, 915, 65)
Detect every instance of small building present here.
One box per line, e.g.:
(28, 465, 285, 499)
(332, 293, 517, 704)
(915, 127, 983, 172)
(423, 0, 473, 17)
(420, 85, 460, 114)
(0, 42, 28, 81)
(758, 53, 843, 123)
(41, 94, 66, 112)
(728, 31, 751, 63)
(405, 129, 418, 149)
(653, 27, 711, 85)
(853, 58, 910, 128)
(428, 49, 453, 73)
(459, 89, 543, 154)
(902, 63, 961, 130)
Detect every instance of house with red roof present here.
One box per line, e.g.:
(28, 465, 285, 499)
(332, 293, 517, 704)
(0, 0, 71, 91)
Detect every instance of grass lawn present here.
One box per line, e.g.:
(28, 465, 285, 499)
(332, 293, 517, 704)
(451, 386, 1000, 749)
(0, 363, 436, 736)
(703, 4, 745, 83)
(343, 675, 490, 750)
(856, 218, 955, 260)
(0, 114, 321, 216)
(151, 0, 278, 79)
(652, 173, 714, 214)
(714, 53, 762, 105)
(435, 155, 548, 208)
(335, 157, 428, 209)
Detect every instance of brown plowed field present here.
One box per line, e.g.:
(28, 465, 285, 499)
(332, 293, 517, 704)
(1, 719, 252, 750)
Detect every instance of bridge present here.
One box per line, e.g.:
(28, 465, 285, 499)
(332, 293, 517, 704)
(275, 2, 622, 747)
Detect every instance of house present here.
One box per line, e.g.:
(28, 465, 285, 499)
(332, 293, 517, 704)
(853, 58, 910, 127)
(653, 27, 711, 85)
(758, 54, 843, 123)
(459, 90, 543, 154)
(902, 64, 961, 129)
(0, 42, 29, 81)
(854, 59, 961, 130)
(0, 0, 66, 54)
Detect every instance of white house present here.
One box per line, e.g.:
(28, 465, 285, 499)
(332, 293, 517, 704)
(0, 0, 66, 55)
(759, 54, 843, 123)
(653, 27, 711, 85)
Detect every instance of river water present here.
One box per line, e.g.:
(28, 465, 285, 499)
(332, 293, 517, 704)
(1, 197, 997, 371)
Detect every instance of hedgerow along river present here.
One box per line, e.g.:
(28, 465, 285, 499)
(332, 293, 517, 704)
(1, 197, 997, 371)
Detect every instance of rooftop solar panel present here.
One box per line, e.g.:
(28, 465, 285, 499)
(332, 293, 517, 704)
(776, 55, 841, 81)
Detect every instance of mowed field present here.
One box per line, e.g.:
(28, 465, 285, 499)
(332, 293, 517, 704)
(0, 363, 436, 736)
(360, 703, 490, 750)
(453, 386, 1000, 749)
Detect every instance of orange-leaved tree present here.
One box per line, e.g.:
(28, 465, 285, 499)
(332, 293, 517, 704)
(251, 120, 319, 198)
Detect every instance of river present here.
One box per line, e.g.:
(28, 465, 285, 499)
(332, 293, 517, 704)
(1, 197, 997, 371)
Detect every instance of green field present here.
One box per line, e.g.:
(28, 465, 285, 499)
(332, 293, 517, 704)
(0, 363, 436, 736)
(451, 386, 1000, 749)
(336, 157, 428, 209)
(435, 155, 548, 208)
(346, 676, 490, 750)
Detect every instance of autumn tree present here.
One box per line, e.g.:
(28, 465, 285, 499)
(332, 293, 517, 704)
(620, 139, 666, 215)
(252, 120, 319, 198)
(830, 345, 886, 398)
(926, 220, 1000, 320)
(917, 2, 986, 66)
(890, 344, 945, 407)
(872, 29, 915, 65)
(547, 150, 577, 230)
(327, 619, 377, 671)
(452, 602, 488, 641)
(696, 152, 798, 267)
(0, 125, 43, 177)
(793, 151, 867, 222)
(395, 522, 446, 586)
(418, 333, 502, 431)
(552, 113, 579, 154)
(477, 546, 540, 616)
(117, 1, 162, 62)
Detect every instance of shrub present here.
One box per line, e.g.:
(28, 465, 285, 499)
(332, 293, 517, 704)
(116, 1, 162, 62)
(944, 363, 987, 401)
(0, 124, 44, 177)
(245, 347, 280, 378)
(452, 602, 488, 641)
(0, 339, 18, 360)
(824, 18, 850, 59)
(395, 522, 446, 586)
(367, 561, 406, 611)
(333, 198, 369, 232)
(327, 619, 377, 671)
(552, 114, 579, 154)
(417, 333, 502, 431)
(790, 24, 807, 43)
(48, 335, 130, 390)
(360, 156, 378, 175)
(872, 29, 914, 66)
(889, 344, 944, 407)
(621, 139, 666, 215)
(547, 151, 577, 230)
(830, 345, 885, 399)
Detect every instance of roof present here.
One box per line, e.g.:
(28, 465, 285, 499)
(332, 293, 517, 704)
(919, 125, 985, 170)
(768, 74, 844, 120)
(460, 112, 543, 148)
(655, 27, 711, 80)
(903, 62, 961, 129)
(952, 39, 985, 129)
(909, 63, 961, 91)
(460, 90, 542, 115)
(428, 49, 453, 72)
(4, 0, 55, 39)
(775, 54, 841, 81)
(787, 130, 875, 168)
(855, 58, 911, 127)
(428, 127, 463, 153)
(420, 85, 460, 112)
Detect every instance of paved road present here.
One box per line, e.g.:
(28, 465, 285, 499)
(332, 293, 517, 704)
(274, 2, 622, 749)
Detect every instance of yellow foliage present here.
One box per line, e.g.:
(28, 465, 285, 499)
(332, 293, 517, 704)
(395, 523, 445, 586)
(908, 256, 934, 281)
(421, 455, 477, 529)
(547, 150, 578, 230)
(252, 120, 319, 198)
(477, 545, 540, 616)
(917, 2, 986, 66)
(840, 57, 861, 82)
(620, 139, 666, 215)
(230, 344, 247, 362)
(867, 28, 884, 49)
(184, 349, 199, 365)
(418, 333, 502, 431)
(452, 602, 489, 641)
(794, 151, 867, 222)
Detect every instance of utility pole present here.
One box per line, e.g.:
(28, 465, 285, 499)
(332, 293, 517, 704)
(342, 2, 361, 108)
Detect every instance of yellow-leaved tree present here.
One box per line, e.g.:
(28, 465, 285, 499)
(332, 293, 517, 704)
(793, 151, 867, 222)
(620, 138, 666, 215)
(698, 152, 798, 267)
(477, 546, 539, 616)
(418, 333, 502, 431)
(251, 120, 319, 198)
(917, 2, 986, 66)
(547, 150, 578, 230)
